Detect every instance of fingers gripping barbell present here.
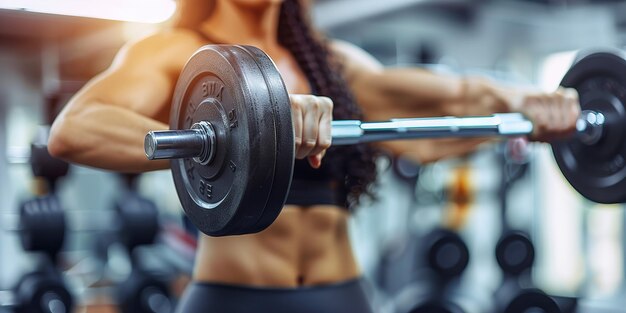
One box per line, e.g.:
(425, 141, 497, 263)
(144, 45, 626, 236)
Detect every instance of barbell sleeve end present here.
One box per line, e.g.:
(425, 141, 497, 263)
(144, 132, 158, 160)
(143, 122, 216, 162)
(576, 110, 605, 145)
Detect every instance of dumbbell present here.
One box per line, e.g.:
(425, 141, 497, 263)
(377, 229, 469, 292)
(408, 229, 470, 313)
(142, 46, 626, 237)
(493, 280, 559, 313)
(29, 126, 69, 192)
(0, 270, 73, 313)
(9, 126, 70, 258)
(11, 270, 74, 313)
(111, 175, 174, 313)
(393, 157, 421, 182)
(495, 231, 535, 278)
(32, 175, 173, 313)
(493, 232, 564, 313)
(408, 300, 465, 313)
(115, 268, 173, 313)
(0, 197, 74, 313)
(18, 196, 66, 259)
(418, 229, 470, 281)
(378, 229, 470, 313)
(114, 191, 160, 252)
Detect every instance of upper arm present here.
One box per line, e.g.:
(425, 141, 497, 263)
(329, 41, 496, 164)
(330, 40, 470, 119)
(330, 40, 384, 86)
(330, 40, 399, 119)
(65, 30, 200, 119)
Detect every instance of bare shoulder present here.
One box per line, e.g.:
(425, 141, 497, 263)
(113, 28, 203, 73)
(329, 40, 383, 82)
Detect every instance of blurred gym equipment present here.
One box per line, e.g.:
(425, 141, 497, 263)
(0, 130, 74, 313)
(113, 175, 174, 313)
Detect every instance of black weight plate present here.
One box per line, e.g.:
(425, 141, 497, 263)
(495, 231, 535, 275)
(115, 191, 159, 249)
(30, 143, 69, 181)
(170, 45, 293, 236)
(422, 228, 469, 278)
(116, 269, 173, 313)
(30, 126, 69, 184)
(555, 52, 626, 204)
(503, 289, 560, 313)
(409, 300, 465, 313)
(19, 196, 66, 256)
(238, 46, 294, 233)
(14, 271, 74, 313)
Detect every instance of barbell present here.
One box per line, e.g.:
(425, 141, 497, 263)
(144, 45, 626, 236)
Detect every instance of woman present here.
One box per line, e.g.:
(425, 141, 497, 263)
(48, 0, 579, 312)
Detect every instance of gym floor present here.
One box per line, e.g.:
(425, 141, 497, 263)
(1, 1, 626, 313)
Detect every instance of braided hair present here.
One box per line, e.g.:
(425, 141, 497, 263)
(174, 0, 378, 208)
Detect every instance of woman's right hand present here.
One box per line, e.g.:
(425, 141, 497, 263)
(289, 94, 334, 169)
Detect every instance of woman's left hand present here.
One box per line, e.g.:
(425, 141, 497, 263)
(509, 87, 581, 142)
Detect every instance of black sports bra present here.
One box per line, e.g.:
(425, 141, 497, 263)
(285, 159, 344, 207)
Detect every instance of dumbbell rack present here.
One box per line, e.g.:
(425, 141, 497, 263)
(493, 142, 577, 313)
(0, 126, 74, 313)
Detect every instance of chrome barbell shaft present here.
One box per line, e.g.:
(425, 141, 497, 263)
(332, 113, 534, 145)
(144, 112, 603, 160)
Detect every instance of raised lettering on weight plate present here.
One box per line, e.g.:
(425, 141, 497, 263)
(229, 160, 237, 172)
(186, 163, 195, 181)
(199, 180, 213, 199)
(228, 109, 238, 129)
(202, 81, 224, 101)
(185, 101, 197, 126)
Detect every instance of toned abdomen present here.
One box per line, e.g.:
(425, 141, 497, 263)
(193, 205, 360, 287)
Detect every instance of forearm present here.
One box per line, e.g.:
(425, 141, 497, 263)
(378, 137, 492, 164)
(453, 77, 513, 116)
(50, 103, 170, 172)
(357, 68, 512, 119)
(354, 68, 510, 162)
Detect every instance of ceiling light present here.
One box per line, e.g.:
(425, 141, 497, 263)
(0, 0, 177, 23)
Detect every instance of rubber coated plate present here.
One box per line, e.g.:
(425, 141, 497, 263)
(409, 300, 465, 313)
(555, 52, 626, 204)
(170, 45, 294, 236)
(238, 46, 294, 234)
(495, 231, 535, 275)
(504, 289, 559, 313)
(15, 272, 74, 313)
(19, 196, 66, 255)
(423, 229, 469, 278)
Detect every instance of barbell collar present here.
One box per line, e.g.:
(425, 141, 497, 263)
(576, 110, 605, 145)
